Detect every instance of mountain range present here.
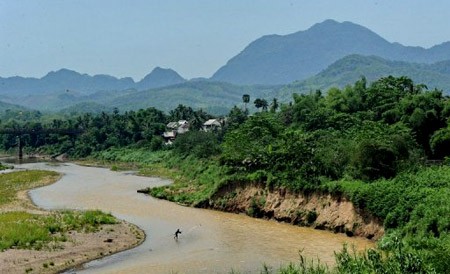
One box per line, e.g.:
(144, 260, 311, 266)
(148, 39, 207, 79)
(0, 67, 185, 95)
(1, 19, 450, 115)
(212, 19, 450, 85)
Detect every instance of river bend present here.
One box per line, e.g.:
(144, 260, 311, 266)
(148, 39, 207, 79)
(15, 162, 374, 273)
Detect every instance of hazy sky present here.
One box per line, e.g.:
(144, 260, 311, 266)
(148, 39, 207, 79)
(1, 0, 450, 81)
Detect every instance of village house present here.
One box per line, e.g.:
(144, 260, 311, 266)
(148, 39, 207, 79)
(162, 120, 190, 144)
(202, 118, 222, 132)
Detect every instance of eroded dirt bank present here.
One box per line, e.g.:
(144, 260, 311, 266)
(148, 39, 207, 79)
(206, 182, 384, 240)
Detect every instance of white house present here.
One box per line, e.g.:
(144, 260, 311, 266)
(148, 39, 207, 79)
(162, 120, 190, 143)
(202, 119, 222, 132)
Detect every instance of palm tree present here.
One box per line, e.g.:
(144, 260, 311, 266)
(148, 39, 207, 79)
(254, 98, 268, 112)
(242, 94, 250, 112)
(270, 98, 279, 113)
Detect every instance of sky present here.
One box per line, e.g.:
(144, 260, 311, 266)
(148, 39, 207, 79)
(1, 0, 450, 81)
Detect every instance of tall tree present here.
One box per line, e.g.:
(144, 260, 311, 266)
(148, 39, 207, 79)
(270, 98, 279, 113)
(254, 98, 268, 112)
(242, 94, 250, 113)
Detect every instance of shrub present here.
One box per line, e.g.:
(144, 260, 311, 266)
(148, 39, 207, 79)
(173, 131, 221, 159)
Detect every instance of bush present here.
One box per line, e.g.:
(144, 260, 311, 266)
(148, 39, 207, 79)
(173, 131, 221, 159)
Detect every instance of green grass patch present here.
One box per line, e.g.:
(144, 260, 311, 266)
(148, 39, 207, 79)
(0, 212, 50, 250)
(145, 153, 228, 206)
(92, 148, 167, 165)
(93, 148, 229, 206)
(0, 169, 119, 251)
(0, 210, 118, 251)
(0, 170, 60, 207)
(0, 162, 12, 171)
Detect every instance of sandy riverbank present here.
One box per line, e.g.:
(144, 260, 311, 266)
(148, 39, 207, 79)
(0, 177, 145, 274)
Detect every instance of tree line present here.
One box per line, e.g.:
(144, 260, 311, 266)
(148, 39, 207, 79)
(1, 75, 449, 181)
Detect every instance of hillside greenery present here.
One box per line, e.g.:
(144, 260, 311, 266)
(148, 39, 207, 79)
(1, 75, 450, 272)
(277, 55, 450, 102)
(1, 80, 279, 115)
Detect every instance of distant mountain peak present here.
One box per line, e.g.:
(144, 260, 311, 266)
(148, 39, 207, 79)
(44, 68, 82, 78)
(137, 67, 186, 90)
(151, 66, 172, 73)
(309, 19, 340, 29)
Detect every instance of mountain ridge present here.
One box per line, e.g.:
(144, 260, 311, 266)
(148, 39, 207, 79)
(211, 19, 450, 85)
(275, 54, 450, 101)
(0, 67, 186, 95)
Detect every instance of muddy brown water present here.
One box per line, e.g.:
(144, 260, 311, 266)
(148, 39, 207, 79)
(14, 162, 374, 273)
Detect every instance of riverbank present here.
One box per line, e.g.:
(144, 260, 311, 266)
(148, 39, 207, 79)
(0, 169, 145, 274)
(206, 182, 384, 240)
(86, 150, 383, 240)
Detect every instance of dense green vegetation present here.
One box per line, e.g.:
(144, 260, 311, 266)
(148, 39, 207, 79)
(1, 75, 450, 272)
(0, 105, 210, 157)
(276, 55, 450, 102)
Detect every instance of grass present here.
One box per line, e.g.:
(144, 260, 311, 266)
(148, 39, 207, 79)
(0, 162, 12, 170)
(0, 170, 60, 206)
(93, 148, 228, 206)
(0, 170, 119, 251)
(0, 211, 50, 250)
(146, 154, 227, 206)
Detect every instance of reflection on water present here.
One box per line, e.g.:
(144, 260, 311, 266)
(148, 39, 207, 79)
(1, 156, 52, 165)
(17, 162, 373, 274)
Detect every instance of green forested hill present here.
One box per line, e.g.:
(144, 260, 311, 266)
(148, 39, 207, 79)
(3, 81, 278, 115)
(102, 81, 278, 115)
(276, 55, 450, 101)
(0, 101, 27, 112)
(58, 102, 113, 115)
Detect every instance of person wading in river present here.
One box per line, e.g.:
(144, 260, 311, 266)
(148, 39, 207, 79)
(174, 228, 182, 240)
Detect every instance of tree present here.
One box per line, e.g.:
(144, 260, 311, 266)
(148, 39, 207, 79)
(254, 98, 268, 112)
(430, 125, 450, 159)
(270, 98, 279, 113)
(173, 131, 221, 159)
(221, 113, 281, 171)
(226, 106, 248, 131)
(242, 94, 250, 113)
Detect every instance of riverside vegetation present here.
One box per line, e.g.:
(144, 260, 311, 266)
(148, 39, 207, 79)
(1, 76, 450, 273)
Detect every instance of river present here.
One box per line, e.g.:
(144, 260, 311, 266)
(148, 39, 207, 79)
(12, 162, 373, 273)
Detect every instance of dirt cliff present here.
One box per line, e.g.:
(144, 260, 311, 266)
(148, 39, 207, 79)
(206, 182, 384, 240)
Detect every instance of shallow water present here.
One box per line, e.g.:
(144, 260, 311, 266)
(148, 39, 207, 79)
(19, 162, 373, 273)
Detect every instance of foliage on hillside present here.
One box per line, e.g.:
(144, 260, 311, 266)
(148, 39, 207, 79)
(277, 54, 450, 102)
(2, 80, 278, 115)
